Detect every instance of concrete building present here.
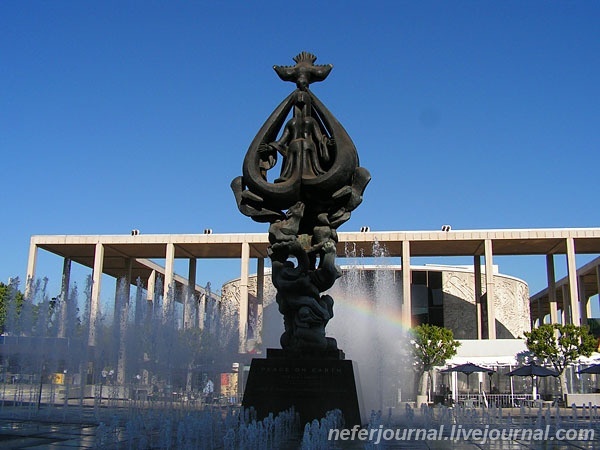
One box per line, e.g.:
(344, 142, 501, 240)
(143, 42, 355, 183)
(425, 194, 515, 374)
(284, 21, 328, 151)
(12, 227, 600, 403)
(23, 227, 600, 352)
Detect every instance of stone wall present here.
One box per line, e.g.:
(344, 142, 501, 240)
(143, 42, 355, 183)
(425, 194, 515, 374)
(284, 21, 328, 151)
(442, 270, 530, 339)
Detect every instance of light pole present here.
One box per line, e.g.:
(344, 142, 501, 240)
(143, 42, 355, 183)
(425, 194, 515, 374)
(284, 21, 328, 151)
(62, 369, 68, 407)
(133, 374, 141, 401)
(37, 362, 45, 410)
(99, 369, 107, 405)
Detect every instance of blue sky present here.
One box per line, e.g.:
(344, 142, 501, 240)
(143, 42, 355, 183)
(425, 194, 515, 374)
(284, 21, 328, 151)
(1, 1, 599, 304)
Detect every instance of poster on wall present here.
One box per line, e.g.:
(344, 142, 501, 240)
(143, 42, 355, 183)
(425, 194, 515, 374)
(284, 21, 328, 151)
(220, 373, 238, 401)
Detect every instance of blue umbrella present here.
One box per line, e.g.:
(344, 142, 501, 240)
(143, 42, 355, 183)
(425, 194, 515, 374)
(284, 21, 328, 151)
(507, 362, 558, 399)
(506, 362, 559, 378)
(442, 363, 495, 398)
(578, 364, 600, 374)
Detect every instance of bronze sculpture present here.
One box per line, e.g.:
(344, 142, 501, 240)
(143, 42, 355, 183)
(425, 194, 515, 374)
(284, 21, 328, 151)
(232, 51, 370, 354)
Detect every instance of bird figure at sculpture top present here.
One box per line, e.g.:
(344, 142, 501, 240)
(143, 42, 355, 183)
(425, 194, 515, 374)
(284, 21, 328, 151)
(273, 51, 333, 90)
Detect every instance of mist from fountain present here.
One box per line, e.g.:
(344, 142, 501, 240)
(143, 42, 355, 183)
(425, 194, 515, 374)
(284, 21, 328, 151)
(0, 275, 239, 425)
(0, 274, 318, 447)
(327, 239, 413, 417)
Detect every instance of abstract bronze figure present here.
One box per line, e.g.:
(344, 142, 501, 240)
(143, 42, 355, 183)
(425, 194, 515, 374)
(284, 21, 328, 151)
(232, 52, 370, 354)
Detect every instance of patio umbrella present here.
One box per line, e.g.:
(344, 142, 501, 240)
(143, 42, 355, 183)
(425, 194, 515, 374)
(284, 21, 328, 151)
(578, 364, 600, 374)
(442, 363, 495, 399)
(506, 362, 558, 399)
(578, 364, 600, 393)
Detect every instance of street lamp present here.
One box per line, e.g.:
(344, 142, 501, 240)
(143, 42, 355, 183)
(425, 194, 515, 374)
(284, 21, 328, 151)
(99, 369, 108, 405)
(37, 362, 46, 410)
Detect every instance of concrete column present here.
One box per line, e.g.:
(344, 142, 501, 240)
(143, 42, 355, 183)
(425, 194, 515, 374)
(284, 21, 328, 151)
(146, 270, 156, 301)
(146, 269, 156, 321)
(239, 242, 250, 352)
(89, 242, 104, 347)
(579, 275, 588, 326)
(474, 255, 483, 339)
(256, 258, 265, 345)
(198, 292, 206, 330)
(561, 285, 570, 324)
(194, 290, 200, 330)
(25, 239, 38, 299)
(184, 258, 197, 329)
(595, 265, 600, 320)
(115, 259, 132, 385)
(184, 258, 197, 393)
(565, 237, 580, 325)
(58, 258, 72, 338)
(546, 255, 558, 324)
(163, 242, 175, 319)
(484, 239, 496, 339)
(134, 277, 144, 326)
(402, 240, 411, 327)
(114, 266, 132, 330)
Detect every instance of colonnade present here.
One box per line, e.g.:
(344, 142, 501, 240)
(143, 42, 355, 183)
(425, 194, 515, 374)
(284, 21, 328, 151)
(24, 230, 600, 360)
(26, 237, 506, 353)
(531, 254, 600, 328)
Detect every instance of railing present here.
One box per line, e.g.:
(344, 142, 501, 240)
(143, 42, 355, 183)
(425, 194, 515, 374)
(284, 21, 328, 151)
(456, 393, 541, 408)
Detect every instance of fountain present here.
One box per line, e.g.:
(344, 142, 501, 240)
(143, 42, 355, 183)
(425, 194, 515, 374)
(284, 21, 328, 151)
(0, 275, 312, 447)
(248, 240, 415, 417)
(327, 241, 411, 414)
(232, 51, 370, 426)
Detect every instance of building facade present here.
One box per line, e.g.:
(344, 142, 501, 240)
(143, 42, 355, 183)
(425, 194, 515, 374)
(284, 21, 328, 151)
(221, 264, 530, 351)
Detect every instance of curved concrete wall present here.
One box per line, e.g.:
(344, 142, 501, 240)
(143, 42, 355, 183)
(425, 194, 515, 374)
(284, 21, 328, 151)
(221, 265, 530, 343)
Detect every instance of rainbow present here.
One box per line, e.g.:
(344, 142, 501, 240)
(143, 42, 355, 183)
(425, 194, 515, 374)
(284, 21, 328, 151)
(333, 295, 412, 331)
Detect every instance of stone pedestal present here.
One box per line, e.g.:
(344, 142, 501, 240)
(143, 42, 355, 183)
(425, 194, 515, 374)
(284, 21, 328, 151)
(242, 349, 362, 426)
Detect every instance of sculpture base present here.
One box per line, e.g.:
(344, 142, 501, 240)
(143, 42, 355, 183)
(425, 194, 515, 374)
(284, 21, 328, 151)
(266, 347, 345, 360)
(242, 348, 362, 426)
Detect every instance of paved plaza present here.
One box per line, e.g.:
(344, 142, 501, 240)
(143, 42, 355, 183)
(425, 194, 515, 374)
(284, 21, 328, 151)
(0, 420, 97, 449)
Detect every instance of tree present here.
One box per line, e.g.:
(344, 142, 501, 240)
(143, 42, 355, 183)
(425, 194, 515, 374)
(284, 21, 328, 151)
(410, 324, 460, 402)
(524, 323, 598, 397)
(0, 281, 25, 334)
